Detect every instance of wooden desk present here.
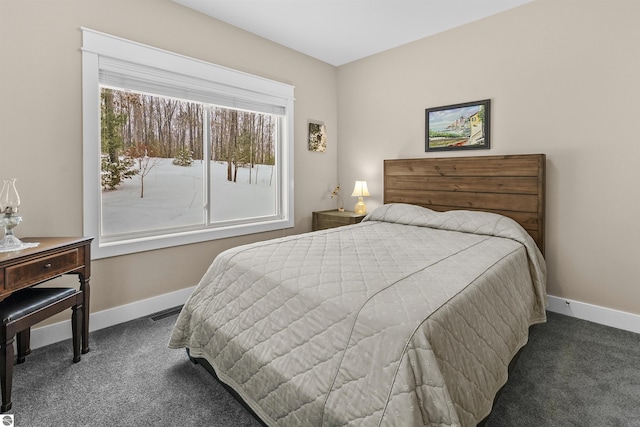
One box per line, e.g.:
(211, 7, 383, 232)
(0, 237, 93, 353)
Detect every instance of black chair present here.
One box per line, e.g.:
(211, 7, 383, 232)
(0, 287, 82, 412)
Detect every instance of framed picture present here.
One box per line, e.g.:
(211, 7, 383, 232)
(308, 120, 327, 153)
(425, 99, 490, 152)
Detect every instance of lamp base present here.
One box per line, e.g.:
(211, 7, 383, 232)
(354, 197, 366, 215)
(0, 234, 23, 249)
(0, 214, 23, 249)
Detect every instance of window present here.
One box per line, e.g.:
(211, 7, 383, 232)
(82, 29, 295, 259)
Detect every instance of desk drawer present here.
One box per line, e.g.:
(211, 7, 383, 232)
(4, 249, 80, 291)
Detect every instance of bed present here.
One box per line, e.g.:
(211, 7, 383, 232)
(169, 154, 547, 426)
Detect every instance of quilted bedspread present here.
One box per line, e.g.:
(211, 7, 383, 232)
(169, 203, 547, 426)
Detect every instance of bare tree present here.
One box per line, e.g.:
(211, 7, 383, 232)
(126, 143, 160, 198)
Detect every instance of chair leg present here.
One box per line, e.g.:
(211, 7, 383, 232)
(16, 329, 31, 364)
(1, 336, 14, 413)
(71, 304, 81, 363)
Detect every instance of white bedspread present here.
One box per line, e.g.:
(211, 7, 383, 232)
(169, 203, 547, 426)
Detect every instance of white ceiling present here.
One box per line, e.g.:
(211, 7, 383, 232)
(173, 0, 533, 66)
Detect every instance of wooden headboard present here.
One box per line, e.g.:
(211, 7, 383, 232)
(384, 154, 546, 255)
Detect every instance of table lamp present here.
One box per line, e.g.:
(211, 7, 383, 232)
(351, 180, 370, 215)
(0, 178, 23, 249)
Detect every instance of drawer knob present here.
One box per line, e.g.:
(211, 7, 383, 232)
(43, 263, 52, 269)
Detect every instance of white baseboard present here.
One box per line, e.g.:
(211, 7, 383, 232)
(29, 285, 196, 350)
(29, 288, 639, 350)
(547, 294, 640, 334)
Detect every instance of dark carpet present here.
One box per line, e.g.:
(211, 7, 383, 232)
(7, 311, 640, 426)
(9, 313, 262, 427)
(485, 312, 640, 427)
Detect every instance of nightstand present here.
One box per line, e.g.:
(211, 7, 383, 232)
(312, 210, 366, 231)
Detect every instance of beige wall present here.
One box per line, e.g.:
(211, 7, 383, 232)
(0, 0, 339, 317)
(337, 0, 640, 315)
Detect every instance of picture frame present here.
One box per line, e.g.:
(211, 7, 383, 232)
(425, 99, 490, 152)
(308, 120, 327, 153)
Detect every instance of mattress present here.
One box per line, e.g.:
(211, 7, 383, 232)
(169, 203, 547, 426)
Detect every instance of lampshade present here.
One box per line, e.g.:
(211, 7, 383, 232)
(351, 181, 370, 197)
(351, 181, 370, 215)
(0, 178, 20, 214)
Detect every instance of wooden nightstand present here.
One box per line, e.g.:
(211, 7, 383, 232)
(312, 210, 366, 231)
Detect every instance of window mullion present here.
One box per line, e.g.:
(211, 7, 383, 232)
(203, 108, 211, 226)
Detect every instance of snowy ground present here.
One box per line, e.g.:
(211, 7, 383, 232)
(101, 159, 277, 236)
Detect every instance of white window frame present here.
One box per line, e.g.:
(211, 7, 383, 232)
(81, 28, 295, 259)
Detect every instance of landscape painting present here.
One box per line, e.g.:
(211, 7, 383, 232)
(425, 99, 490, 152)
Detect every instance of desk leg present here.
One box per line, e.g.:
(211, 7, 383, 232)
(1, 336, 14, 412)
(80, 275, 90, 354)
